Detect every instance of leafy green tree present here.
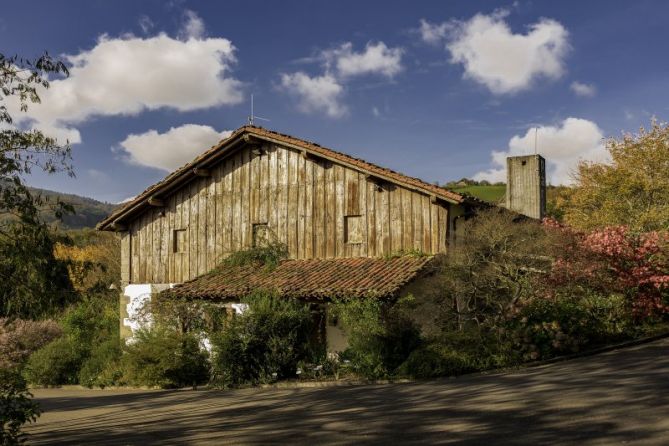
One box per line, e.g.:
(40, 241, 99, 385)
(564, 120, 669, 232)
(0, 369, 40, 445)
(0, 52, 76, 319)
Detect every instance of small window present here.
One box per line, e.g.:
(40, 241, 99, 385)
(253, 223, 270, 247)
(345, 215, 363, 244)
(173, 229, 187, 253)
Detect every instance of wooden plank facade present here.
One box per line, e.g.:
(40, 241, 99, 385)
(120, 142, 455, 285)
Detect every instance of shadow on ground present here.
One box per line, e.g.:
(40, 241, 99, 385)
(26, 339, 669, 445)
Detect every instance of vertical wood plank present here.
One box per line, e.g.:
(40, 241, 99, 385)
(120, 231, 130, 285)
(390, 186, 403, 253)
(422, 195, 431, 253)
(402, 188, 413, 252)
(313, 159, 325, 258)
(206, 175, 216, 270)
(287, 149, 299, 257)
(325, 163, 336, 258)
(366, 180, 376, 257)
(335, 164, 345, 257)
(303, 157, 314, 259)
(189, 180, 198, 281)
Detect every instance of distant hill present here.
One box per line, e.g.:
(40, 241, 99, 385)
(27, 187, 118, 229)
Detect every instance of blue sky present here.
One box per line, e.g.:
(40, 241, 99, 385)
(3, 0, 669, 202)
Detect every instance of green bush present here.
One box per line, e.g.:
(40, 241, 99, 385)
(210, 291, 314, 388)
(78, 339, 123, 388)
(1, 368, 40, 445)
(23, 337, 84, 386)
(24, 293, 121, 386)
(504, 293, 635, 361)
(120, 328, 209, 389)
(396, 343, 476, 379)
(331, 298, 423, 379)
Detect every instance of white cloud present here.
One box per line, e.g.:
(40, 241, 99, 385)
(570, 81, 596, 97)
(474, 117, 607, 185)
(281, 41, 403, 118)
(179, 10, 205, 40)
(372, 106, 380, 117)
(117, 124, 232, 171)
(324, 42, 403, 78)
(280, 72, 346, 118)
(418, 19, 450, 45)
(422, 12, 569, 94)
(7, 28, 242, 144)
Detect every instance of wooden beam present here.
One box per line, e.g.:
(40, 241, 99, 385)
(242, 134, 260, 144)
(430, 195, 447, 206)
(193, 167, 210, 177)
(110, 220, 127, 232)
(147, 196, 164, 207)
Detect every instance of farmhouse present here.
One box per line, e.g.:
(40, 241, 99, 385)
(98, 126, 545, 351)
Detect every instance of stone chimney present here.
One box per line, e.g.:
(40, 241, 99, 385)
(506, 155, 546, 219)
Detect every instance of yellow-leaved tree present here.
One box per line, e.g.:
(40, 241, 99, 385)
(564, 121, 669, 232)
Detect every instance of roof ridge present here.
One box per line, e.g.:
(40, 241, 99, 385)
(98, 126, 471, 230)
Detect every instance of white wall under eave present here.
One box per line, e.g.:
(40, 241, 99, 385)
(120, 283, 176, 341)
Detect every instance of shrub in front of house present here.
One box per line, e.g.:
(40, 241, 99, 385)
(24, 292, 121, 386)
(210, 290, 314, 388)
(23, 336, 85, 386)
(118, 328, 210, 389)
(331, 297, 423, 380)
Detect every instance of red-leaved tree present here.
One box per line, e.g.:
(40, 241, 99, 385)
(543, 219, 669, 319)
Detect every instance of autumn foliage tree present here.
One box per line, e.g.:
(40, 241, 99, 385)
(564, 121, 669, 232)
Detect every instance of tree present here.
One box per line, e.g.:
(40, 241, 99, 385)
(438, 209, 552, 333)
(564, 121, 669, 232)
(0, 52, 76, 319)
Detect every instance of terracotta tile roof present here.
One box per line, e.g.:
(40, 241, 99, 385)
(163, 255, 436, 300)
(98, 126, 470, 230)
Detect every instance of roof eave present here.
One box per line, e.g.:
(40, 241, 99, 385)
(98, 127, 465, 231)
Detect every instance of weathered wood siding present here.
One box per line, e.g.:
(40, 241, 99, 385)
(121, 143, 453, 284)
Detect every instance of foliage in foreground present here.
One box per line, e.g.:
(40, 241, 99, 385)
(0, 369, 40, 445)
(210, 291, 314, 388)
(23, 293, 120, 386)
(119, 328, 209, 389)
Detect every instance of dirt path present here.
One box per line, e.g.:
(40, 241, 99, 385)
(25, 338, 669, 445)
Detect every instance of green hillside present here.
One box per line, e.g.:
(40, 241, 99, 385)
(451, 185, 506, 204)
(27, 187, 118, 229)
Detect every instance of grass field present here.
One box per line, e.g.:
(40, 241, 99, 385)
(450, 185, 506, 203)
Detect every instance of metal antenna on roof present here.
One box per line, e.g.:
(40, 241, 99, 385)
(247, 94, 271, 126)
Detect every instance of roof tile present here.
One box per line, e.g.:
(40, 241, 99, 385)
(163, 255, 436, 300)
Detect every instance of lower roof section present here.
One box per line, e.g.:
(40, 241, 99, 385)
(163, 255, 436, 301)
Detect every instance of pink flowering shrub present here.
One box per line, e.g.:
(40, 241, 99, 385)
(0, 318, 62, 369)
(542, 219, 669, 319)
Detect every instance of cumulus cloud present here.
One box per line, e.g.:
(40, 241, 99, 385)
(281, 41, 403, 118)
(570, 81, 596, 97)
(473, 117, 607, 185)
(7, 18, 242, 144)
(279, 73, 346, 118)
(324, 42, 403, 78)
(117, 124, 232, 171)
(421, 11, 569, 94)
